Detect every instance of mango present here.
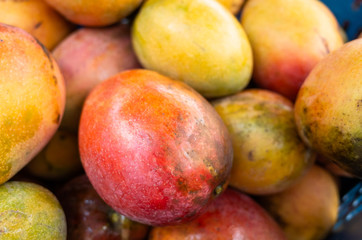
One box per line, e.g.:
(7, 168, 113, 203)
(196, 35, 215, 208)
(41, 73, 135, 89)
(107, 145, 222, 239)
(295, 39, 362, 178)
(149, 188, 286, 240)
(0, 0, 74, 50)
(217, 0, 244, 15)
(241, 0, 344, 100)
(212, 89, 315, 195)
(0, 24, 66, 184)
(132, 0, 253, 98)
(25, 129, 82, 181)
(258, 165, 339, 240)
(53, 24, 140, 131)
(44, 0, 143, 26)
(0, 181, 66, 240)
(79, 69, 233, 225)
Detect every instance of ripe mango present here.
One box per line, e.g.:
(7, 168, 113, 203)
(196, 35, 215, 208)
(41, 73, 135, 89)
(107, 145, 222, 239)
(132, 0, 253, 98)
(295, 39, 362, 177)
(44, 0, 143, 26)
(0, 24, 65, 184)
(53, 24, 140, 131)
(258, 165, 339, 240)
(217, 0, 244, 15)
(213, 89, 315, 195)
(0, 0, 74, 50)
(241, 0, 344, 100)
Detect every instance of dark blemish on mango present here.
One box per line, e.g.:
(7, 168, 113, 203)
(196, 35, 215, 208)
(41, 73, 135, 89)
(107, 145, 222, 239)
(303, 107, 307, 114)
(176, 177, 188, 193)
(34, 22, 43, 29)
(34, 38, 54, 70)
(185, 210, 197, 219)
(52, 75, 58, 86)
(319, 35, 330, 55)
(248, 151, 254, 161)
(0, 39, 3, 42)
(192, 196, 208, 206)
(53, 113, 61, 124)
(357, 99, 362, 108)
(302, 125, 312, 139)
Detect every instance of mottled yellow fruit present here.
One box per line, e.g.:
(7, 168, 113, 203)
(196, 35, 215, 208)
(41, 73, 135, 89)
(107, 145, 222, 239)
(26, 129, 82, 180)
(132, 0, 253, 98)
(241, 0, 343, 100)
(0, 0, 74, 50)
(0, 24, 66, 184)
(212, 89, 315, 195)
(45, 0, 143, 26)
(295, 39, 362, 177)
(216, 0, 244, 14)
(0, 181, 66, 240)
(258, 165, 339, 240)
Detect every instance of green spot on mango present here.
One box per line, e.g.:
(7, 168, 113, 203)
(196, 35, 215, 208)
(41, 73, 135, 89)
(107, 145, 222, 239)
(0, 105, 42, 183)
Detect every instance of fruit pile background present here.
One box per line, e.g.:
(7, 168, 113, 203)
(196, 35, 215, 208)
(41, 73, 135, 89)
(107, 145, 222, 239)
(0, 0, 361, 239)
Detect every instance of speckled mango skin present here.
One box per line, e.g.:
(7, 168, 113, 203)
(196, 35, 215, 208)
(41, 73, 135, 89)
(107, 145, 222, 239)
(0, 181, 66, 240)
(241, 0, 344, 101)
(216, 0, 244, 15)
(44, 0, 143, 27)
(53, 24, 141, 132)
(295, 39, 362, 178)
(212, 89, 315, 195)
(258, 165, 339, 240)
(79, 69, 233, 226)
(0, 24, 66, 184)
(149, 189, 286, 240)
(132, 0, 253, 98)
(0, 0, 74, 50)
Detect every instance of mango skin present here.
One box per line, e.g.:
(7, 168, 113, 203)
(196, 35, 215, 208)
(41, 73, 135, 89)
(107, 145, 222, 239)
(132, 0, 253, 98)
(258, 165, 339, 240)
(213, 89, 315, 195)
(53, 24, 141, 132)
(216, 0, 244, 15)
(25, 129, 82, 181)
(149, 189, 286, 240)
(79, 69, 233, 226)
(295, 39, 362, 178)
(0, 0, 74, 50)
(57, 175, 150, 240)
(241, 0, 344, 100)
(0, 181, 66, 240)
(0, 24, 66, 184)
(44, 0, 143, 26)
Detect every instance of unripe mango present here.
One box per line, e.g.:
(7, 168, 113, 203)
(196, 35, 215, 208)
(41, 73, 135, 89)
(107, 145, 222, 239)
(0, 181, 66, 240)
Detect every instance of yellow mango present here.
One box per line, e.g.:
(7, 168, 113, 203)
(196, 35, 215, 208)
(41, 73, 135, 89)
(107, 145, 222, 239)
(132, 0, 253, 98)
(0, 24, 65, 184)
(0, 0, 74, 50)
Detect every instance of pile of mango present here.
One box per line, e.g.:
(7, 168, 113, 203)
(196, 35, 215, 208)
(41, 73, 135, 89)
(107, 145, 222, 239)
(0, 0, 361, 239)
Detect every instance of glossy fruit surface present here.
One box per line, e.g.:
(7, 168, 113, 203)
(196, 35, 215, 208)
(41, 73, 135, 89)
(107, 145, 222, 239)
(242, 0, 343, 100)
(132, 0, 252, 98)
(0, 24, 65, 184)
(149, 188, 286, 240)
(79, 69, 233, 226)
(0, 0, 74, 50)
(295, 39, 362, 177)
